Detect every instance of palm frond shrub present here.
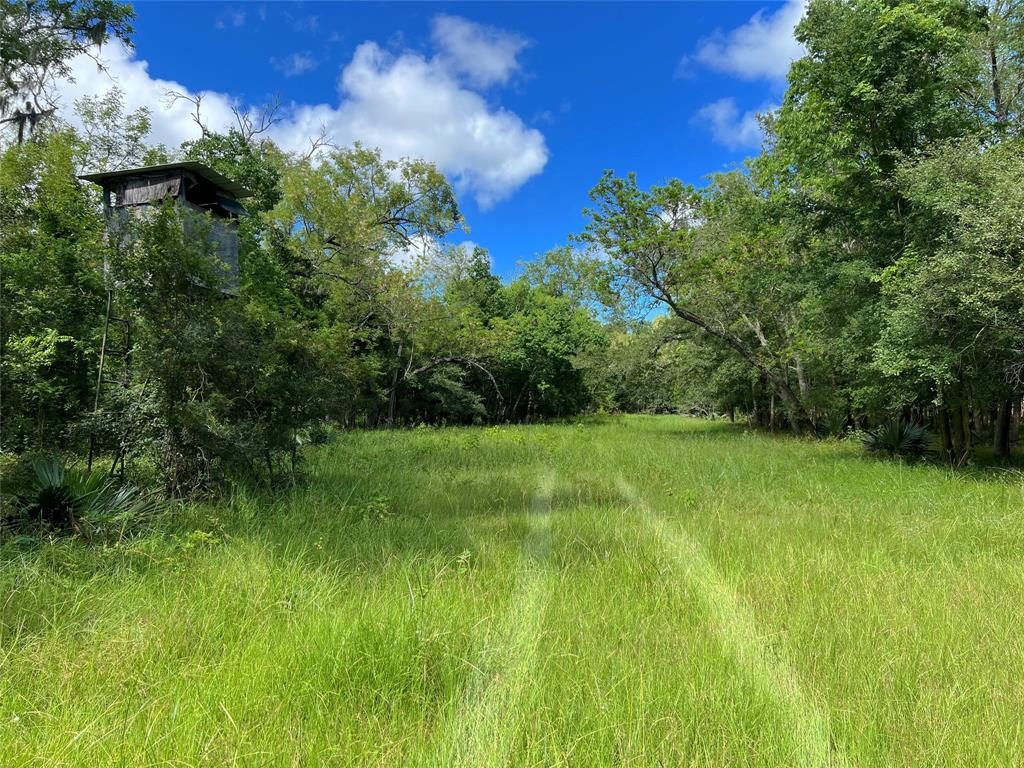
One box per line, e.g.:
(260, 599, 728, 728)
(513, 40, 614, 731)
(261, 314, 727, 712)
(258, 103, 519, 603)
(861, 420, 933, 460)
(822, 411, 852, 438)
(18, 458, 170, 538)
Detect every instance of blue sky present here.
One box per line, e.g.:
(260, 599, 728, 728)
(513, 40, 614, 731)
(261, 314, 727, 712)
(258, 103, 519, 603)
(58, 1, 806, 277)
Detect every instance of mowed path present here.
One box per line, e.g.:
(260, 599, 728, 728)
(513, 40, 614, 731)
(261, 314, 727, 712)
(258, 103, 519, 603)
(431, 472, 556, 766)
(3, 416, 1024, 766)
(617, 477, 845, 768)
(442, 470, 845, 767)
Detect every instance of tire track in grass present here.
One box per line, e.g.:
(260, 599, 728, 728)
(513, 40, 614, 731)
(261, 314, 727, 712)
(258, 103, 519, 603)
(616, 477, 846, 768)
(430, 471, 556, 767)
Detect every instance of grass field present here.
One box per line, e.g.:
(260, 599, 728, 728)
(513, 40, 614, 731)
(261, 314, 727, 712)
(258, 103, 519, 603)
(3, 415, 1024, 766)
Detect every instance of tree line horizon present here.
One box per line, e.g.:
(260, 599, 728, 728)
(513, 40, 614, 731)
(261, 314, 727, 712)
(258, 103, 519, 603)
(3, 0, 1024, 501)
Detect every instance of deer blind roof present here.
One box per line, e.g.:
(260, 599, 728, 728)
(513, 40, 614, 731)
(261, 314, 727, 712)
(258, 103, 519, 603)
(80, 161, 252, 200)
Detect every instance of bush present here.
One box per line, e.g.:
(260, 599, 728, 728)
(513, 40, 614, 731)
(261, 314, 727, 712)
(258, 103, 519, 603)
(861, 420, 933, 460)
(821, 411, 852, 438)
(297, 421, 336, 447)
(13, 458, 170, 539)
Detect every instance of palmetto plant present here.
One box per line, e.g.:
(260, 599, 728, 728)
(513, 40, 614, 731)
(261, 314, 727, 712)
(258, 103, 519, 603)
(21, 458, 169, 538)
(822, 411, 852, 438)
(861, 420, 933, 460)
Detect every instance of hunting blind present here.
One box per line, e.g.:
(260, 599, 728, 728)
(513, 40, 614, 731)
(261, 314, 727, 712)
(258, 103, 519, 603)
(80, 161, 251, 289)
(79, 162, 251, 473)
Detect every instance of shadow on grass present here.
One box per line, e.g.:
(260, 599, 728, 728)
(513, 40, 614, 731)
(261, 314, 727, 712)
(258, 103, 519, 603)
(605, 414, 1024, 493)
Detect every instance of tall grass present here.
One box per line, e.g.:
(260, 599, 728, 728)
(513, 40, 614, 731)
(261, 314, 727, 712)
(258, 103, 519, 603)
(2, 416, 1024, 765)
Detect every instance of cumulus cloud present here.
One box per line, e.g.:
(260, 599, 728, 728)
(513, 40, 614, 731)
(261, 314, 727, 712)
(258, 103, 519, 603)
(431, 14, 528, 88)
(276, 42, 547, 208)
(58, 43, 238, 150)
(690, 0, 807, 82)
(390, 233, 441, 270)
(692, 98, 772, 151)
(271, 52, 319, 77)
(53, 16, 548, 208)
(388, 236, 482, 275)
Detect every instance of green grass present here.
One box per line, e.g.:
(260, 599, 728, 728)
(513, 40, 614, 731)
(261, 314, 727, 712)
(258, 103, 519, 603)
(3, 415, 1024, 766)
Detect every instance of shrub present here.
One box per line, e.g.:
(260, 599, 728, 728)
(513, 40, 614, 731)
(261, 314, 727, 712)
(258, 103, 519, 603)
(821, 411, 852, 438)
(297, 421, 336, 447)
(15, 458, 170, 539)
(861, 420, 933, 460)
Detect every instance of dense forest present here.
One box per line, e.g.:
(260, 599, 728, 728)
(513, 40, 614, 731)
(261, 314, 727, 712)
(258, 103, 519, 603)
(3, 0, 1024, 510)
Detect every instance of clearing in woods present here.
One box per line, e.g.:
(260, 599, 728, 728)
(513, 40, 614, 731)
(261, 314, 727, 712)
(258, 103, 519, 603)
(2, 415, 1024, 766)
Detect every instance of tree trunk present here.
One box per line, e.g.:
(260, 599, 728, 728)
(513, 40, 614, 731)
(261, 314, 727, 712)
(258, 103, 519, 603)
(947, 402, 971, 465)
(961, 401, 973, 457)
(794, 353, 813, 427)
(661, 300, 811, 433)
(991, 42, 1005, 122)
(795, 354, 809, 399)
(937, 407, 953, 463)
(994, 399, 1012, 459)
(386, 341, 403, 428)
(1012, 397, 1021, 447)
(938, 403, 972, 466)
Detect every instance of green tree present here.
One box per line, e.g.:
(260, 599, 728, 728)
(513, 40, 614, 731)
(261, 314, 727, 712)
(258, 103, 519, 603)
(270, 146, 463, 427)
(578, 171, 814, 432)
(73, 87, 168, 171)
(876, 138, 1024, 461)
(1, 0, 135, 142)
(967, 0, 1024, 132)
(0, 130, 105, 451)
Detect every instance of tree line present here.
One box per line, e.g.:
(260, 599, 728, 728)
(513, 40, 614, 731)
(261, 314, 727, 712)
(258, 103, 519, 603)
(560, 0, 1024, 464)
(1, 90, 633, 494)
(4, 0, 1024, 509)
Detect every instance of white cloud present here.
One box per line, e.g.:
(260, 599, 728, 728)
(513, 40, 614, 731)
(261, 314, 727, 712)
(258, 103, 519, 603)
(690, 0, 806, 82)
(431, 15, 528, 88)
(692, 98, 772, 151)
(275, 42, 546, 208)
(389, 236, 483, 272)
(419, 238, 489, 275)
(53, 16, 548, 208)
(58, 43, 237, 150)
(452, 240, 481, 258)
(390, 233, 441, 270)
(271, 52, 319, 78)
